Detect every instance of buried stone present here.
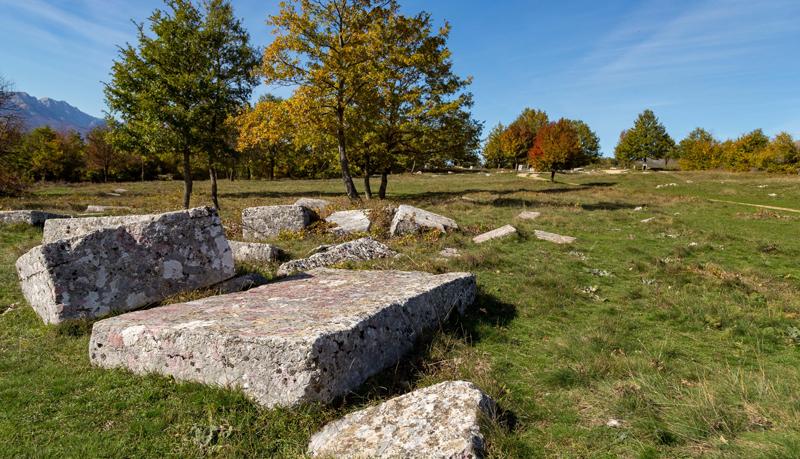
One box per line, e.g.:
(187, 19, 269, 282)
(89, 268, 477, 408)
(389, 205, 458, 236)
(228, 241, 285, 265)
(473, 225, 517, 244)
(16, 207, 234, 324)
(325, 209, 371, 235)
(242, 205, 317, 239)
(277, 237, 396, 276)
(0, 210, 69, 226)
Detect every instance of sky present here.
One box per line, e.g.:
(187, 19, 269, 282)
(1, 0, 799, 155)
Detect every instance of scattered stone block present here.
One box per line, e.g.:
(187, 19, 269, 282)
(640, 217, 656, 223)
(326, 209, 371, 235)
(308, 380, 495, 458)
(295, 198, 330, 211)
(534, 229, 576, 244)
(16, 207, 234, 324)
(0, 210, 69, 226)
(228, 241, 285, 265)
(242, 205, 317, 239)
(114, 188, 128, 194)
(389, 205, 458, 236)
(439, 247, 461, 258)
(473, 225, 517, 244)
(85, 205, 132, 213)
(89, 268, 476, 408)
(277, 237, 396, 276)
(517, 211, 541, 220)
(43, 214, 153, 243)
(214, 272, 268, 294)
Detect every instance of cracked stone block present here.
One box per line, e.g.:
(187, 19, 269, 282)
(389, 205, 458, 236)
(89, 268, 477, 408)
(0, 210, 69, 226)
(325, 209, 371, 235)
(43, 214, 154, 243)
(242, 205, 317, 240)
(16, 207, 234, 324)
(534, 230, 576, 244)
(229, 241, 285, 265)
(277, 237, 396, 277)
(473, 225, 517, 244)
(294, 198, 330, 211)
(308, 380, 496, 458)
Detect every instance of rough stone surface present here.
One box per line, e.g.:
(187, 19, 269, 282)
(308, 381, 495, 458)
(85, 205, 132, 213)
(89, 268, 476, 408)
(326, 209, 371, 235)
(534, 229, 576, 244)
(277, 237, 396, 277)
(43, 214, 153, 243)
(473, 225, 517, 244)
(214, 273, 268, 294)
(0, 210, 69, 226)
(389, 205, 458, 236)
(294, 198, 330, 211)
(16, 207, 234, 324)
(229, 241, 285, 265)
(242, 205, 316, 239)
(517, 211, 541, 220)
(439, 247, 461, 258)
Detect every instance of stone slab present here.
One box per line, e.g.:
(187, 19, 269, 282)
(85, 205, 132, 213)
(326, 209, 371, 235)
(473, 225, 517, 244)
(277, 237, 396, 277)
(89, 268, 476, 408)
(308, 380, 495, 458)
(294, 198, 330, 211)
(242, 205, 316, 240)
(229, 241, 285, 265)
(17, 207, 234, 324)
(0, 210, 69, 226)
(43, 214, 154, 243)
(517, 211, 541, 220)
(534, 229, 576, 244)
(389, 205, 458, 236)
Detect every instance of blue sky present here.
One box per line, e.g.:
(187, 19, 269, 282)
(1, 0, 798, 154)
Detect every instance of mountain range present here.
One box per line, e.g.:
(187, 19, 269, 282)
(9, 92, 105, 136)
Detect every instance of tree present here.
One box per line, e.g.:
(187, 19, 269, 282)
(234, 95, 294, 181)
(106, 0, 258, 209)
(758, 132, 799, 171)
(499, 108, 548, 169)
(0, 75, 28, 195)
(85, 126, 118, 182)
(569, 119, 601, 163)
(263, 0, 393, 200)
(528, 118, 585, 181)
(17, 127, 86, 182)
(614, 109, 674, 167)
(676, 128, 720, 170)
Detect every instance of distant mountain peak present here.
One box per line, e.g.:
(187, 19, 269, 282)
(9, 92, 105, 136)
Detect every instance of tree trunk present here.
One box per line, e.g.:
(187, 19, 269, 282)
(336, 108, 359, 200)
(363, 155, 372, 200)
(268, 154, 275, 181)
(103, 166, 108, 183)
(209, 166, 219, 210)
(182, 150, 192, 209)
(550, 169, 556, 182)
(378, 169, 389, 199)
(140, 156, 145, 182)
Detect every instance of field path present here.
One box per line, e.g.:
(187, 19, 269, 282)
(708, 198, 800, 214)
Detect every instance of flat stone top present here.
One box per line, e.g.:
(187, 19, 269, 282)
(94, 268, 473, 343)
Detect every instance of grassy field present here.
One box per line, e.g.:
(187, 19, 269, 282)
(1, 170, 799, 458)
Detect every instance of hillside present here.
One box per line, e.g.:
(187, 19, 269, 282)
(9, 92, 104, 135)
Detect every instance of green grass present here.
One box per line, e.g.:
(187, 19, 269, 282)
(1, 170, 799, 457)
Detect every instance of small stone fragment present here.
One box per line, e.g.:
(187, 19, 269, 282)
(473, 225, 517, 244)
(294, 198, 330, 211)
(640, 217, 656, 223)
(228, 241, 285, 265)
(277, 237, 396, 276)
(389, 205, 458, 236)
(326, 209, 371, 235)
(517, 211, 541, 220)
(534, 229, 576, 244)
(308, 380, 496, 458)
(0, 210, 69, 226)
(439, 247, 461, 258)
(242, 205, 317, 239)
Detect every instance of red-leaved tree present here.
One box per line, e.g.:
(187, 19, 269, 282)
(528, 118, 585, 181)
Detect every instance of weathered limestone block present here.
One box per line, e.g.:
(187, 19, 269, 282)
(16, 207, 234, 324)
(389, 205, 458, 236)
(242, 205, 316, 240)
(228, 241, 285, 265)
(308, 381, 496, 458)
(85, 205, 132, 213)
(43, 214, 153, 243)
(294, 198, 330, 211)
(89, 268, 477, 408)
(277, 237, 396, 277)
(325, 209, 371, 235)
(0, 210, 69, 226)
(517, 211, 541, 220)
(534, 229, 576, 244)
(473, 225, 517, 244)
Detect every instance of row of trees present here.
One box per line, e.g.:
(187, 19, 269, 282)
(614, 109, 800, 172)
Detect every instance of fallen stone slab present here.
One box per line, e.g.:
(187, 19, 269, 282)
(294, 197, 330, 211)
(17, 207, 234, 324)
(439, 247, 461, 258)
(85, 205, 132, 213)
(113, 188, 128, 194)
(517, 211, 541, 220)
(228, 241, 285, 265)
(473, 225, 517, 244)
(277, 237, 396, 277)
(89, 268, 476, 408)
(43, 214, 154, 243)
(326, 209, 371, 235)
(242, 205, 316, 240)
(214, 272, 268, 294)
(390, 205, 458, 236)
(534, 229, 576, 244)
(0, 210, 69, 226)
(308, 380, 496, 458)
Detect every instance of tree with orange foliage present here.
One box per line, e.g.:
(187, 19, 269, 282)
(528, 118, 586, 181)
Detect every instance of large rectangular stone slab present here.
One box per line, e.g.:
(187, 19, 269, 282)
(89, 268, 476, 408)
(43, 214, 154, 243)
(17, 207, 234, 324)
(242, 205, 316, 239)
(0, 210, 69, 226)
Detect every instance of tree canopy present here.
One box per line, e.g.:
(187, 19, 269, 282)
(528, 118, 586, 181)
(614, 109, 675, 166)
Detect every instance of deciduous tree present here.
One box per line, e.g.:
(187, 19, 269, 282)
(528, 118, 584, 181)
